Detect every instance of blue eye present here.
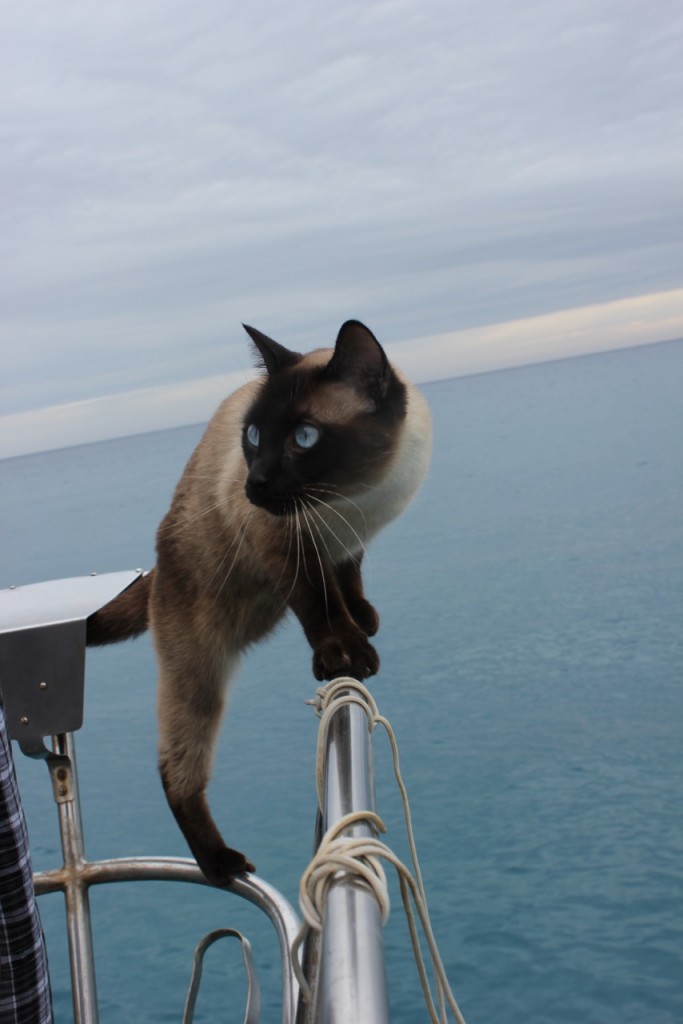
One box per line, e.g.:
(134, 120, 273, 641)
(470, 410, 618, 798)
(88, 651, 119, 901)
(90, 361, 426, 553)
(246, 424, 260, 448)
(294, 423, 320, 449)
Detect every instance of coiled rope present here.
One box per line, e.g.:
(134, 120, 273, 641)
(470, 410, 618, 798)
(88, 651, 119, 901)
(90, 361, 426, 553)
(292, 677, 467, 1024)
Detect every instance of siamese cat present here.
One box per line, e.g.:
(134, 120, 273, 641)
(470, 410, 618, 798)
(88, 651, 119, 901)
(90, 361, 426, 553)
(87, 320, 431, 885)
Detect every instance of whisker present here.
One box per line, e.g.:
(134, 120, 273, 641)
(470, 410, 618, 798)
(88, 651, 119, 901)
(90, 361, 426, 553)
(305, 499, 362, 564)
(268, 511, 296, 598)
(296, 502, 315, 588)
(300, 502, 330, 625)
(172, 475, 247, 485)
(307, 495, 367, 556)
(205, 548, 233, 596)
(303, 500, 334, 562)
(215, 515, 252, 599)
(289, 510, 302, 603)
(308, 480, 374, 496)
(305, 486, 369, 527)
(157, 498, 237, 540)
(203, 516, 247, 593)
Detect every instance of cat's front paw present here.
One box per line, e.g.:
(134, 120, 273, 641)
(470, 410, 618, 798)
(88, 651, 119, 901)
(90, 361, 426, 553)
(313, 630, 380, 681)
(197, 845, 256, 888)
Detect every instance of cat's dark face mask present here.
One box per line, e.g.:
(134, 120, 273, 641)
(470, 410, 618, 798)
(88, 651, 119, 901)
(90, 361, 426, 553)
(241, 321, 406, 517)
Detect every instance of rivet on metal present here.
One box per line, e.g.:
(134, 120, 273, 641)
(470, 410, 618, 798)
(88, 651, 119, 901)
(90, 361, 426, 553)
(39, 681, 48, 690)
(20, 716, 29, 726)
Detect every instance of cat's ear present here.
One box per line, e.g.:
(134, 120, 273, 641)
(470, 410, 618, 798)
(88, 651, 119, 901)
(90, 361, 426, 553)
(326, 320, 390, 398)
(242, 324, 302, 375)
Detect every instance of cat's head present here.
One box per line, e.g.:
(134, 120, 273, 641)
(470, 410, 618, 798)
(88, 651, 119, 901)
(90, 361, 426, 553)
(241, 320, 407, 516)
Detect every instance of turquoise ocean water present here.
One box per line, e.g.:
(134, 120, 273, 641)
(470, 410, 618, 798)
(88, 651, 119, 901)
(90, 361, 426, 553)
(1, 340, 682, 1023)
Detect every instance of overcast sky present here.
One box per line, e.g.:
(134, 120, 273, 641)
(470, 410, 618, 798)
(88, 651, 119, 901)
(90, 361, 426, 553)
(2, 0, 682, 457)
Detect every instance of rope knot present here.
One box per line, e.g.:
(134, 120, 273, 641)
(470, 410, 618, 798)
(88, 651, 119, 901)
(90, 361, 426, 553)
(296, 675, 468, 1022)
(306, 676, 380, 721)
(307, 677, 381, 808)
(298, 811, 391, 932)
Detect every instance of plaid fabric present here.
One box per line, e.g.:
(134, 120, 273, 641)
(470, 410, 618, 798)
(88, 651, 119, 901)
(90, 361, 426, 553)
(0, 698, 53, 1024)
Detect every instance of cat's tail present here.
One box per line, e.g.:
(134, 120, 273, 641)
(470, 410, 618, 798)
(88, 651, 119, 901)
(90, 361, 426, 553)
(86, 570, 154, 646)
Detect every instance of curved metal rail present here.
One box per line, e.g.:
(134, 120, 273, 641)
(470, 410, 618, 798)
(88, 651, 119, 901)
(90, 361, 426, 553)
(34, 731, 301, 1024)
(2, 573, 396, 1023)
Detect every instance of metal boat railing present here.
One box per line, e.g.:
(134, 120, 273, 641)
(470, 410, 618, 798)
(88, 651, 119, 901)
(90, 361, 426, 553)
(0, 571, 392, 1024)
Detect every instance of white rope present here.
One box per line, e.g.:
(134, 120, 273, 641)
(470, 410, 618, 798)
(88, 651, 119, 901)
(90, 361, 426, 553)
(297, 811, 391, 931)
(293, 677, 467, 1024)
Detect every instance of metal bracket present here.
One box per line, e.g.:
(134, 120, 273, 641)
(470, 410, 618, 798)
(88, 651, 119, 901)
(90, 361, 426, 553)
(0, 570, 142, 755)
(47, 752, 75, 804)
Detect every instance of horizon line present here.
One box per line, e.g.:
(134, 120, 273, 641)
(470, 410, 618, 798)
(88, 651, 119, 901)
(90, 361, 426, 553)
(2, 331, 681, 463)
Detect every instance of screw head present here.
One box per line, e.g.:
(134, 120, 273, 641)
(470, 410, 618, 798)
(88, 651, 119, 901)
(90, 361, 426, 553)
(20, 716, 29, 726)
(39, 681, 48, 690)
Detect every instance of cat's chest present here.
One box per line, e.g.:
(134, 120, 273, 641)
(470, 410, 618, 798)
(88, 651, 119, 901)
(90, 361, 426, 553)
(308, 472, 411, 563)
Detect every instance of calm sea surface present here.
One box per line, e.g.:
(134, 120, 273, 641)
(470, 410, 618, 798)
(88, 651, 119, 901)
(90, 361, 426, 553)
(1, 341, 682, 1023)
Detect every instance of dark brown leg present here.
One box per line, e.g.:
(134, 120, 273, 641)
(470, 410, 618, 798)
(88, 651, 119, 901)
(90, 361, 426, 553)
(335, 555, 380, 637)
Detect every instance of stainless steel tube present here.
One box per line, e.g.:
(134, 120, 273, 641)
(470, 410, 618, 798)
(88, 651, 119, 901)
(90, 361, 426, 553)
(315, 696, 391, 1024)
(48, 732, 100, 1024)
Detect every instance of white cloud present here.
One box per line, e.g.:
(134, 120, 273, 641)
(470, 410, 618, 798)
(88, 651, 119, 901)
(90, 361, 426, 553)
(390, 289, 683, 381)
(2, 289, 681, 459)
(0, 369, 254, 459)
(2, 0, 683, 434)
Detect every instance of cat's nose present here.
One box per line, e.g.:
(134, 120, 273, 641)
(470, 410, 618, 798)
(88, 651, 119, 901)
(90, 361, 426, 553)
(245, 465, 272, 507)
(247, 466, 268, 490)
